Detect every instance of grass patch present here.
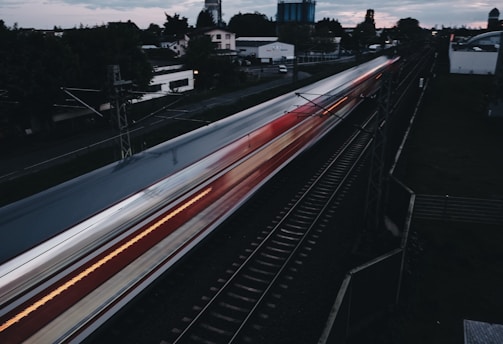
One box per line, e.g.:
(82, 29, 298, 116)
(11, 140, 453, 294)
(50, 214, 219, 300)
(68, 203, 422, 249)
(350, 221, 503, 344)
(392, 221, 503, 344)
(381, 67, 503, 342)
(404, 73, 503, 198)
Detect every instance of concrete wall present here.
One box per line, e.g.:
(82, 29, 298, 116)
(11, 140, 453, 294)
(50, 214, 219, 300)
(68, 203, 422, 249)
(449, 45, 499, 74)
(237, 45, 259, 58)
(258, 42, 295, 62)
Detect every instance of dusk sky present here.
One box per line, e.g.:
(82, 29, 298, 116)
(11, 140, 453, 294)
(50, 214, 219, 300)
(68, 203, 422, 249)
(1, 0, 501, 30)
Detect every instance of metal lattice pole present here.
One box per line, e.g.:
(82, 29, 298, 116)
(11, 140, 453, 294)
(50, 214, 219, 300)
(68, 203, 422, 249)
(363, 71, 393, 233)
(115, 95, 132, 159)
(108, 65, 132, 159)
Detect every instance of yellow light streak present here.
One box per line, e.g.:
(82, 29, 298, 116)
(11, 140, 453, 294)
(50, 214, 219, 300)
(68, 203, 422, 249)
(322, 96, 348, 116)
(0, 187, 212, 333)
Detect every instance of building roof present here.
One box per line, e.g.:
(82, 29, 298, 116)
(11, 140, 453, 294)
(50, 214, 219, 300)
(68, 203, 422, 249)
(236, 41, 279, 47)
(236, 42, 294, 50)
(489, 8, 500, 17)
(236, 37, 278, 42)
(465, 30, 502, 46)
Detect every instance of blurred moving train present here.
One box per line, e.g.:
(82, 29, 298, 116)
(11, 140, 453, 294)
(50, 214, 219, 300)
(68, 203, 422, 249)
(0, 55, 400, 342)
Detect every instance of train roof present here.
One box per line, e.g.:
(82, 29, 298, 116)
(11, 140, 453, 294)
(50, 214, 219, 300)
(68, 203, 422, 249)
(0, 55, 397, 264)
(0, 97, 291, 263)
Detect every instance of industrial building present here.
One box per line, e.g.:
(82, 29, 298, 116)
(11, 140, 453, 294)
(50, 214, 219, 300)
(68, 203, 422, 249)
(142, 65, 195, 98)
(277, 0, 316, 24)
(236, 37, 295, 63)
(488, 8, 503, 31)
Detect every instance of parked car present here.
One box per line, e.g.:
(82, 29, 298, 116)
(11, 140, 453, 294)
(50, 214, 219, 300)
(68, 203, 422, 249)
(278, 65, 288, 73)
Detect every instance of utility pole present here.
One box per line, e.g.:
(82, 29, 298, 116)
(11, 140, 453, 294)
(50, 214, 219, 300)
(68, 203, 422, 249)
(61, 64, 134, 160)
(363, 71, 393, 235)
(108, 65, 133, 159)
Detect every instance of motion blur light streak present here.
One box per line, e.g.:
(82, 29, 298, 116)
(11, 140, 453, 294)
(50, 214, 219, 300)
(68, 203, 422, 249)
(0, 187, 212, 333)
(0, 57, 399, 343)
(352, 63, 388, 85)
(323, 96, 348, 115)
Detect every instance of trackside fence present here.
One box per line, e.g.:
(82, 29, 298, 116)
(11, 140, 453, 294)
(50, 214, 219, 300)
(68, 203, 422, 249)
(319, 47, 437, 344)
(318, 177, 415, 344)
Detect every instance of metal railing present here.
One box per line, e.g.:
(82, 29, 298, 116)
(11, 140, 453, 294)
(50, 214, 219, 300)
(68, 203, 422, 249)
(414, 194, 503, 225)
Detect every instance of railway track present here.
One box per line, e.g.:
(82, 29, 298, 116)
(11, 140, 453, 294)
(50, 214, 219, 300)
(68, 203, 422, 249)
(163, 51, 434, 344)
(87, 51, 434, 343)
(166, 113, 378, 344)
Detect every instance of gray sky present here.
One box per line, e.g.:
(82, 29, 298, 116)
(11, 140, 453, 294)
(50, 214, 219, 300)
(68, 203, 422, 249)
(1, 0, 500, 30)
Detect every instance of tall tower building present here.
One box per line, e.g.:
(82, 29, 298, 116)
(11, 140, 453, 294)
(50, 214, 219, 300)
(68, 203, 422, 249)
(365, 9, 375, 25)
(204, 0, 222, 26)
(488, 8, 500, 31)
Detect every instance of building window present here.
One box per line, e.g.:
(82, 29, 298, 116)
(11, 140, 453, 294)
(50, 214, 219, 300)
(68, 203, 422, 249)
(148, 84, 162, 92)
(216, 34, 221, 40)
(225, 34, 231, 39)
(226, 44, 230, 49)
(169, 78, 189, 91)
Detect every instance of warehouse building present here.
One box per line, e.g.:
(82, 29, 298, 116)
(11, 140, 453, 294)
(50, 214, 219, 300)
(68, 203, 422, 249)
(449, 31, 502, 74)
(236, 37, 295, 63)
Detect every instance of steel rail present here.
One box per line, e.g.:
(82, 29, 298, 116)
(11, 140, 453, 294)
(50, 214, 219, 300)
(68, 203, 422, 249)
(171, 112, 378, 344)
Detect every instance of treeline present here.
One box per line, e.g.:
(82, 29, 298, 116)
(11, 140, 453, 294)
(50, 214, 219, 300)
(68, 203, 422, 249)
(0, 20, 152, 133)
(0, 12, 427, 138)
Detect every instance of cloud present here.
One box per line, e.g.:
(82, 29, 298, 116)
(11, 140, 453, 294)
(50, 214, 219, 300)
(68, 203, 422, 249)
(54, 0, 168, 10)
(1, 0, 500, 29)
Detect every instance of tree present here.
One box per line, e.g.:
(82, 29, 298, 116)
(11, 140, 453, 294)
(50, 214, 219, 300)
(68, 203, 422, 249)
(0, 25, 79, 130)
(196, 10, 216, 28)
(62, 22, 152, 92)
(0, 21, 154, 132)
(141, 23, 163, 45)
(163, 13, 189, 37)
(313, 18, 346, 52)
(396, 17, 424, 42)
(278, 23, 313, 51)
(353, 9, 377, 50)
(184, 35, 215, 89)
(228, 12, 276, 37)
(184, 35, 238, 90)
(315, 18, 345, 38)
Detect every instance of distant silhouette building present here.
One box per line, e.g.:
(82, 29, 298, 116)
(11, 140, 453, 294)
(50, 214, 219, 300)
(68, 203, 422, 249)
(365, 9, 375, 25)
(487, 8, 502, 31)
(204, 0, 222, 26)
(277, 0, 316, 24)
